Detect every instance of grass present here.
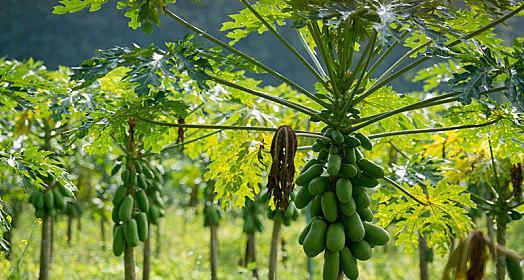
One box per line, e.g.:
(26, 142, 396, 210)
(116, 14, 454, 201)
(1, 206, 522, 279)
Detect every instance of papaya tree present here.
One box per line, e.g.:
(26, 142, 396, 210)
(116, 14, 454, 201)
(53, 1, 524, 279)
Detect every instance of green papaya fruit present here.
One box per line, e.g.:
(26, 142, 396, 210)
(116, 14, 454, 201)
(351, 174, 379, 188)
(295, 186, 314, 209)
(113, 185, 127, 206)
(321, 191, 338, 222)
(148, 205, 160, 225)
(317, 149, 329, 162)
(346, 148, 357, 164)
(327, 154, 342, 176)
(363, 222, 389, 246)
(352, 187, 371, 209)
(53, 190, 66, 210)
(340, 247, 359, 280)
(111, 163, 122, 176)
(124, 219, 140, 247)
(357, 159, 385, 179)
(331, 130, 344, 144)
(137, 175, 147, 190)
(118, 195, 134, 222)
(349, 240, 372, 261)
(303, 219, 327, 257)
(308, 177, 329, 196)
(113, 226, 125, 256)
(44, 191, 54, 210)
(296, 164, 324, 186)
(355, 133, 372, 150)
(35, 208, 45, 218)
(323, 127, 334, 137)
(135, 190, 149, 212)
(58, 185, 74, 198)
(339, 164, 358, 178)
(336, 178, 353, 203)
(342, 214, 365, 242)
(142, 165, 154, 179)
(506, 256, 523, 280)
(339, 199, 357, 216)
(121, 169, 130, 185)
(35, 191, 45, 209)
(323, 251, 340, 280)
(357, 208, 373, 222)
(355, 149, 364, 161)
(310, 195, 323, 217)
(112, 204, 120, 223)
(301, 159, 321, 174)
(299, 217, 317, 245)
(325, 223, 345, 252)
(130, 171, 137, 187)
(136, 212, 149, 242)
(344, 135, 361, 148)
(133, 161, 142, 174)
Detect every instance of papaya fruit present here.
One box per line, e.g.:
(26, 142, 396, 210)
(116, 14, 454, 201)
(355, 133, 372, 150)
(124, 219, 140, 247)
(118, 195, 134, 222)
(111, 163, 122, 176)
(35, 208, 45, 218)
(133, 161, 142, 173)
(35, 191, 45, 209)
(346, 148, 357, 164)
(309, 177, 329, 196)
(321, 191, 338, 222)
(299, 217, 317, 245)
(137, 175, 147, 190)
(349, 240, 372, 260)
(344, 135, 361, 148)
(327, 154, 342, 176)
(58, 185, 74, 198)
(339, 164, 358, 178)
(296, 164, 324, 186)
(323, 251, 340, 280)
(352, 187, 371, 209)
(148, 205, 160, 225)
(357, 159, 384, 179)
(340, 247, 359, 280)
(342, 214, 365, 242)
(136, 212, 149, 242)
(113, 226, 125, 256)
(355, 149, 364, 161)
(142, 165, 154, 179)
(135, 190, 149, 212)
(363, 222, 389, 246)
(53, 190, 65, 210)
(112, 205, 120, 223)
(310, 195, 323, 217)
(317, 149, 329, 162)
(303, 219, 327, 257)
(312, 140, 325, 152)
(352, 174, 379, 188)
(44, 191, 54, 210)
(326, 223, 345, 252)
(336, 178, 353, 203)
(331, 130, 344, 144)
(357, 208, 373, 222)
(323, 127, 333, 137)
(121, 169, 130, 185)
(295, 186, 314, 209)
(113, 185, 127, 206)
(130, 171, 137, 187)
(339, 199, 357, 216)
(301, 159, 321, 174)
(506, 256, 523, 280)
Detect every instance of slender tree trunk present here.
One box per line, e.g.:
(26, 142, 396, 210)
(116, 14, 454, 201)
(100, 218, 106, 250)
(124, 247, 136, 280)
(143, 225, 151, 280)
(50, 218, 54, 260)
(268, 220, 281, 280)
(189, 184, 199, 208)
(39, 216, 52, 280)
(245, 233, 258, 279)
(495, 216, 507, 280)
(487, 216, 496, 266)
(77, 216, 82, 231)
(418, 234, 429, 280)
(155, 224, 161, 258)
(67, 215, 73, 244)
(210, 225, 219, 280)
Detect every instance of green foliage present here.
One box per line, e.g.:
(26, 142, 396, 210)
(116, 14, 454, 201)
(372, 180, 475, 256)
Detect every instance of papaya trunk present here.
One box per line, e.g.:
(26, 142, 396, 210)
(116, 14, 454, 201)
(154, 224, 161, 257)
(38, 215, 52, 280)
(418, 234, 429, 280)
(143, 225, 151, 280)
(495, 216, 507, 280)
(188, 184, 199, 208)
(67, 215, 73, 244)
(487, 216, 496, 266)
(268, 219, 281, 280)
(124, 247, 136, 280)
(245, 233, 258, 279)
(210, 224, 219, 280)
(100, 217, 106, 250)
(50, 218, 54, 260)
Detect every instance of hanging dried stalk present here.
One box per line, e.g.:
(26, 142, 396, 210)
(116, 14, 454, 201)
(267, 125, 297, 210)
(442, 230, 489, 280)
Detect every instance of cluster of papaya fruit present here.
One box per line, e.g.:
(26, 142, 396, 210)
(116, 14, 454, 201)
(28, 185, 74, 218)
(295, 128, 390, 280)
(242, 198, 263, 234)
(111, 157, 165, 256)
